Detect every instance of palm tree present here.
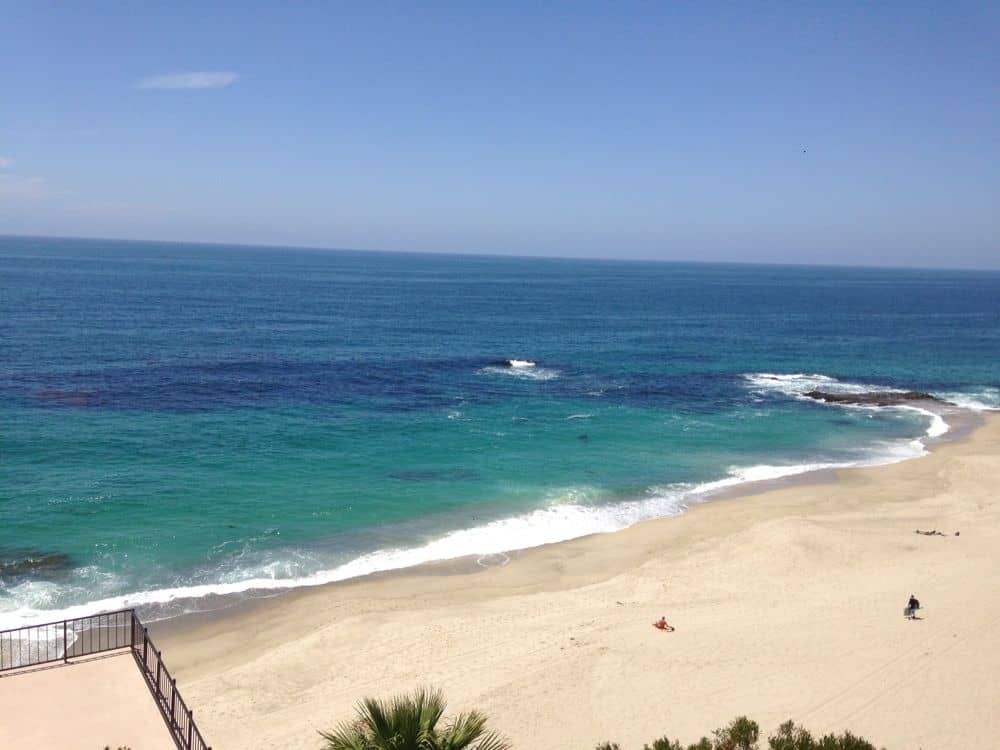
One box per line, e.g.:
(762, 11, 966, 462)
(319, 688, 509, 750)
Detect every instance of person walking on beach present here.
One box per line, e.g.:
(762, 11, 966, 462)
(906, 594, 921, 619)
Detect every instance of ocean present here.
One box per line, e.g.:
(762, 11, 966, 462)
(1, 235, 998, 628)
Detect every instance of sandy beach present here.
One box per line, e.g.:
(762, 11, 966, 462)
(154, 413, 1000, 749)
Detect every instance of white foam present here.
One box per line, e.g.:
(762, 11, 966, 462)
(933, 388, 1000, 412)
(0, 488, 676, 628)
(743, 372, 885, 397)
(0, 434, 936, 630)
(892, 405, 950, 438)
(745, 372, 998, 416)
(507, 359, 536, 368)
(478, 364, 560, 381)
(3, 372, 977, 630)
(565, 413, 592, 420)
(743, 372, 953, 439)
(747, 372, 838, 384)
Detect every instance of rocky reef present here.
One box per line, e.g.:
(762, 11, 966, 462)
(803, 390, 944, 407)
(0, 550, 73, 580)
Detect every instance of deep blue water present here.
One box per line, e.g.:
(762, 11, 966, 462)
(1, 235, 998, 626)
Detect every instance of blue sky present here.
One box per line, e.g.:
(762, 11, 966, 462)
(2, 2, 998, 268)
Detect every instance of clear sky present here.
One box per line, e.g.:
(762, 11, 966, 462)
(2, 2, 998, 268)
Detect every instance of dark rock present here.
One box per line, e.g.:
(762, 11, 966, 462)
(0, 551, 74, 580)
(803, 390, 944, 407)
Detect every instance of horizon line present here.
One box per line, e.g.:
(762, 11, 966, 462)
(1, 231, 997, 274)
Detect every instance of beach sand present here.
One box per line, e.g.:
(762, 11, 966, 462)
(155, 413, 1000, 749)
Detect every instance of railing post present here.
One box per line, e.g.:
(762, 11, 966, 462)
(143, 626, 148, 666)
(188, 710, 193, 747)
(156, 649, 162, 688)
(171, 677, 177, 723)
(63, 621, 68, 662)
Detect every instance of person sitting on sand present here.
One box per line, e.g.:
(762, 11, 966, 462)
(906, 595, 921, 619)
(653, 616, 675, 632)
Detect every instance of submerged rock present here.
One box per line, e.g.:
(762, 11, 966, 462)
(0, 551, 74, 580)
(803, 390, 944, 407)
(387, 469, 478, 482)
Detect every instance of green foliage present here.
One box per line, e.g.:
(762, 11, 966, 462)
(814, 732, 878, 750)
(766, 720, 879, 750)
(319, 687, 508, 750)
(600, 715, 882, 750)
(714, 716, 760, 750)
(769, 721, 815, 750)
(640, 736, 711, 750)
(643, 738, 681, 750)
(322, 692, 884, 750)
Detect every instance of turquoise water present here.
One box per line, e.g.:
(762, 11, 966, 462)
(1, 236, 998, 626)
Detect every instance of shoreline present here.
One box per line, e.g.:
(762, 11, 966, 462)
(145, 404, 981, 633)
(152, 412, 1000, 749)
(4, 399, 976, 631)
(154, 407, 983, 640)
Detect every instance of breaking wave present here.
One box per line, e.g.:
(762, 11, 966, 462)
(934, 387, 1000, 412)
(2, 371, 988, 629)
(479, 358, 560, 381)
(0, 435, 936, 629)
(742, 372, 955, 438)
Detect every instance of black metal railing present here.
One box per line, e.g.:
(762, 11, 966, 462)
(132, 616, 211, 750)
(0, 608, 211, 750)
(0, 609, 133, 671)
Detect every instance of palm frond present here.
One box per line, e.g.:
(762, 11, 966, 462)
(359, 696, 397, 743)
(469, 730, 510, 750)
(318, 719, 375, 750)
(438, 709, 509, 750)
(319, 688, 506, 750)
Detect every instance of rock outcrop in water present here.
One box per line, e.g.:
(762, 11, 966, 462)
(803, 390, 944, 407)
(0, 551, 73, 580)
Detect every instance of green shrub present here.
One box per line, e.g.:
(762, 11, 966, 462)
(643, 738, 681, 750)
(641, 736, 712, 750)
(769, 720, 815, 750)
(714, 716, 760, 750)
(814, 732, 878, 750)
(601, 715, 882, 750)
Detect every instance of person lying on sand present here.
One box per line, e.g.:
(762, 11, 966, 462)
(653, 616, 675, 632)
(914, 529, 947, 536)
